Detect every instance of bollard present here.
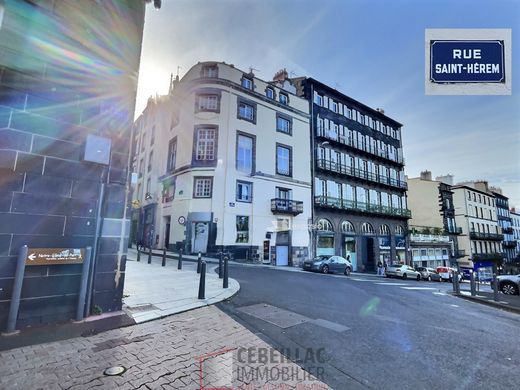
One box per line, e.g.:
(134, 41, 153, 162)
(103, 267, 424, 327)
(198, 261, 206, 299)
(493, 273, 499, 302)
(197, 252, 202, 274)
(148, 246, 152, 264)
(470, 272, 476, 296)
(219, 251, 223, 279)
(137, 248, 141, 262)
(162, 248, 166, 267)
(223, 255, 229, 289)
(177, 248, 183, 270)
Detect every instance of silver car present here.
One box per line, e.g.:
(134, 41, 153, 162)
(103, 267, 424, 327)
(386, 264, 421, 280)
(303, 255, 352, 276)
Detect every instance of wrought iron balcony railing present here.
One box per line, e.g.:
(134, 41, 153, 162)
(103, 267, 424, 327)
(469, 231, 504, 241)
(314, 195, 411, 218)
(271, 198, 304, 215)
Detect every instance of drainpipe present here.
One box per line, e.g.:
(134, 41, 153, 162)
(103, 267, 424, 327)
(309, 82, 315, 259)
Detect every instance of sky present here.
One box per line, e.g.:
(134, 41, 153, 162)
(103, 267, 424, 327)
(135, 0, 520, 208)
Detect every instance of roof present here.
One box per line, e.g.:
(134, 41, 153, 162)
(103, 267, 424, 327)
(301, 77, 403, 128)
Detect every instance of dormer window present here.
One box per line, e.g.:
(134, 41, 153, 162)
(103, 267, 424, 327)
(265, 87, 275, 99)
(241, 76, 253, 90)
(279, 92, 288, 105)
(202, 65, 218, 78)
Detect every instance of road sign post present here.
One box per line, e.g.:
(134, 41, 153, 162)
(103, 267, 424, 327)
(76, 247, 92, 321)
(3, 245, 28, 335)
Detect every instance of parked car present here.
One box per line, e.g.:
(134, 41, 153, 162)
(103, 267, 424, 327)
(416, 267, 442, 282)
(386, 264, 421, 280)
(497, 274, 520, 295)
(436, 267, 462, 282)
(302, 255, 352, 275)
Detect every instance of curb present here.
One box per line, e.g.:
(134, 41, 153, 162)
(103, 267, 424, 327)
(451, 292, 520, 315)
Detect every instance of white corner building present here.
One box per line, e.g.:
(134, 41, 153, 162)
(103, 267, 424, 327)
(132, 62, 311, 266)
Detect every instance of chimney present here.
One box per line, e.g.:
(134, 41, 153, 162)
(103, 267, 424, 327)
(435, 174, 454, 185)
(420, 170, 432, 181)
(474, 180, 489, 193)
(273, 68, 289, 82)
(376, 108, 385, 114)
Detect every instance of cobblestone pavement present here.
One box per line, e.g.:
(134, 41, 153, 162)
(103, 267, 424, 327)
(0, 306, 329, 389)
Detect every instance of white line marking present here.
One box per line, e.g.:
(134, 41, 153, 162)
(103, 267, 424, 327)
(433, 292, 447, 296)
(375, 282, 408, 286)
(351, 278, 374, 282)
(400, 287, 436, 290)
(450, 304, 459, 307)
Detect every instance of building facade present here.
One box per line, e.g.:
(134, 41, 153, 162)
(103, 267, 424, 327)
(132, 63, 312, 266)
(406, 171, 463, 268)
(492, 190, 515, 262)
(0, 1, 146, 330)
(510, 209, 520, 272)
(452, 182, 503, 272)
(292, 78, 410, 272)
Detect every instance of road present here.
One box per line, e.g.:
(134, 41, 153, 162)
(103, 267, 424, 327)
(217, 266, 520, 390)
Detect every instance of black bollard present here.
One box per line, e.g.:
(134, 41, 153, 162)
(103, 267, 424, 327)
(197, 252, 202, 274)
(219, 251, 223, 279)
(162, 248, 166, 267)
(470, 272, 476, 296)
(148, 246, 152, 264)
(177, 248, 183, 270)
(198, 261, 206, 299)
(137, 249, 140, 262)
(223, 255, 229, 289)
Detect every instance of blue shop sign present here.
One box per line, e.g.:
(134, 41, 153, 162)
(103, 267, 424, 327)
(430, 40, 504, 83)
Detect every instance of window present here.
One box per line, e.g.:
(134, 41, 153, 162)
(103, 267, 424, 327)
(236, 133, 254, 173)
(341, 221, 355, 233)
(236, 216, 249, 243)
(195, 127, 216, 161)
(279, 93, 288, 105)
(236, 181, 252, 202)
(241, 77, 253, 90)
(139, 158, 144, 177)
(276, 114, 292, 134)
(146, 177, 151, 193)
(395, 226, 404, 235)
(379, 224, 390, 235)
(332, 101, 338, 113)
(238, 100, 256, 122)
(150, 125, 155, 145)
(276, 144, 292, 176)
(266, 87, 275, 99)
(361, 222, 375, 235)
(315, 94, 323, 106)
(148, 150, 153, 172)
(193, 177, 213, 198)
(317, 219, 334, 231)
(196, 94, 219, 112)
(202, 65, 218, 78)
(167, 137, 177, 172)
(276, 187, 292, 200)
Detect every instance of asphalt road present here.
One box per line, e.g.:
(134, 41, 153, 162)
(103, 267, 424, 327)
(217, 266, 520, 390)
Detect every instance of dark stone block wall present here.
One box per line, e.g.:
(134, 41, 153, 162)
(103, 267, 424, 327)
(0, 0, 145, 329)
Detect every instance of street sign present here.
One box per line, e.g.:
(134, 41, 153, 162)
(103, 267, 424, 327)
(430, 40, 504, 83)
(25, 248, 85, 266)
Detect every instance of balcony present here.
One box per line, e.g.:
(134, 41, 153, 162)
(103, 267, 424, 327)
(472, 253, 504, 262)
(271, 198, 304, 216)
(469, 231, 504, 241)
(446, 226, 463, 235)
(503, 240, 517, 248)
(316, 127, 404, 166)
(316, 159, 407, 190)
(502, 226, 514, 234)
(314, 195, 411, 218)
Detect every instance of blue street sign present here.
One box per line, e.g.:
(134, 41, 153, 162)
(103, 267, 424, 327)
(430, 40, 504, 83)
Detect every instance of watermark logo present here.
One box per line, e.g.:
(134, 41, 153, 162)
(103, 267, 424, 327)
(197, 347, 328, 390)
(425, 29, 511, 95)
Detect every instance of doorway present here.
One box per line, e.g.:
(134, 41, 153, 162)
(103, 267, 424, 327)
(164, 216, 171, 249)
(276, 246, 289, 266)
(192, 222, 209, 254)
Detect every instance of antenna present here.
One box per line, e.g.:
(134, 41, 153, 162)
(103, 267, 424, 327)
(289, 70, 297, 77)
(176, 66, 182, 77)
(249, 66, 259, 74)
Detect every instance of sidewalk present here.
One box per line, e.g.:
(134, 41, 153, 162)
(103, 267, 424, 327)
(0, 306, 329, 389)
(454, 289, 520, 314)
(124, 250, 240, 323)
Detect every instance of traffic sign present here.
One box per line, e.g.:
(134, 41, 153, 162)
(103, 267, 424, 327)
(25, 248, 85, 266)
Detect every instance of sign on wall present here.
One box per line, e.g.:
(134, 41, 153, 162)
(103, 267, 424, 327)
(25, 248, 84, 266)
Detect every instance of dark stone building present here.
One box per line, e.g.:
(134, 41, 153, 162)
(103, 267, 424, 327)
(293, 78, 410, 272)
(0, 0, 146, 330)
(492, 191, 515, 263)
